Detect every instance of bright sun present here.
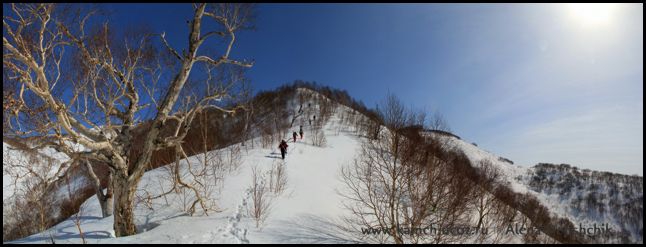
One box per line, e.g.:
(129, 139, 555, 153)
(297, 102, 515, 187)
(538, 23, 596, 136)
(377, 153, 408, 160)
(566, 3, 619, 27)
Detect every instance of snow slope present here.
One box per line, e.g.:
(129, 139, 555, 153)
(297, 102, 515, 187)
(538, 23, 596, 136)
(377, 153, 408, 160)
(433, 132, 643, 243)
(432, 133, 530, 194)
(8, 99, 365, 244)
(3, 140, 89, 228)
(5, 87, 641, 244)
(3, 142, 72, 200)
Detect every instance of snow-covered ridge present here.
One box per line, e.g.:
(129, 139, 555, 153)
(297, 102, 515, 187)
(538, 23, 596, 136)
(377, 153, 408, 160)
(518, 163, 643, 243)
(4, 86, 642, 244)
(429, 131, 643, 243)
(7, 89, 364, 244)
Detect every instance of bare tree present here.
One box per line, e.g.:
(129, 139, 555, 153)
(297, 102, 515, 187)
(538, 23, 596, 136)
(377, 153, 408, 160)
(339, 94, 477, 244)
(428, 111, 450, 132)
(248, 166, 273, 228)
(3, 3, 255, 237)
(470, 160, 500, 230)
(311, 124, 327, 147)
(339, 94, 411, 244)
(464, 159, 504, 243)
(268, 160, 288, 194)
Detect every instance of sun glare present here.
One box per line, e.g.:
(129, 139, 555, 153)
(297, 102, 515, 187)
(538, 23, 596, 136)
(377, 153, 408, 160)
(566, 3, 619, 27)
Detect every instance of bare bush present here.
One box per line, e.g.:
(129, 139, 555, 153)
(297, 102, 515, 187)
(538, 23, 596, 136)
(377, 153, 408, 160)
(311, 126, 327, 147)
(260, 131, 275, 149)
(136, 112, 246, 217)
(65, 173, 87, 244)
(268, 160, 288, 194)
(152, 148, 243, 216)
(226, 145, 243, 173)
(248, 166, 273, 228)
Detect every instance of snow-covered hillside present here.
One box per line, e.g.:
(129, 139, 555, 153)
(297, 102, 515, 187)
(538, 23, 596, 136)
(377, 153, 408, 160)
(5, 87, 642, 244)
(434, 132, 643, 243)
(7, 96, 364, 244)
(3, 141, 74, 200)
(3, 140, 90, 239)
(518, 163, 642, 243)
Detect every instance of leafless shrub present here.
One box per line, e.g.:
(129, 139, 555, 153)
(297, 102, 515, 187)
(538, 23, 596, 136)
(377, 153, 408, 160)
(65, 173, 87, 244)
(260, 132, 275, 149)
(226, 145, 243, 173)
(248, 166, 273, 228)
(268, 160, 288, 194)
(311, 126, 327, 147)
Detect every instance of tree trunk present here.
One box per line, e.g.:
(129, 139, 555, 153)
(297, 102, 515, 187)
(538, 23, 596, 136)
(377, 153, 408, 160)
(100, 173, 114, 218)
(84, 161, 113, 218)
(112, 170, 138, 237)
(101, 195, 114, 218)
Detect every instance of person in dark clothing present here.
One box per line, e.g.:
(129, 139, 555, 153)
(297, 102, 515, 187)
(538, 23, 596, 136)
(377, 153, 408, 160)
(299, 126, 304, 139)
(293, 132, 298, 143)
(279, 140, 288, 159)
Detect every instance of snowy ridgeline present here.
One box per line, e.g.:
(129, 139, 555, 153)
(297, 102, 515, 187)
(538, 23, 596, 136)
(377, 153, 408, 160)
(518, 164, 643, 243)
(439, 134, 643, 243)
(6, 97, 369, 244)
(4, 88, 643, 244)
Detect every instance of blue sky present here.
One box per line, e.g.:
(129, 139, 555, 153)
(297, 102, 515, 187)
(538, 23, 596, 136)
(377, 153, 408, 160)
(103, 3, 643, 175)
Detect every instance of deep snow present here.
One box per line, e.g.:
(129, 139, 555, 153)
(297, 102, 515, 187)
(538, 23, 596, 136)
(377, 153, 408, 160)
(5, 88, 641, 244)
(8, 102, 365, 244)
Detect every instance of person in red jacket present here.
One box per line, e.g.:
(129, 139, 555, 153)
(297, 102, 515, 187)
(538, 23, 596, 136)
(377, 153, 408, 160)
(299, 125, 304, 139)
(278, 140, 288, 160)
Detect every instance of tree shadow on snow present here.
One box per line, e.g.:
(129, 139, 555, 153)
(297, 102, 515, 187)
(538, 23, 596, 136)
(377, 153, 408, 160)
(291, 141, 333, 149)
(264, 155, 284, 160)
(9, 228, 113, 243)
(264, 214, 366, 244)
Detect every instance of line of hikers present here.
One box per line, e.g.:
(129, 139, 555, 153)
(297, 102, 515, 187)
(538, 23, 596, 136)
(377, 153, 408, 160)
(278, 125, 305, 160)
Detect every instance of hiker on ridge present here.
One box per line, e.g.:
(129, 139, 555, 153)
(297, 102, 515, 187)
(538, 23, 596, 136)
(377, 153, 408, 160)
(279, 140, 288, 160)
